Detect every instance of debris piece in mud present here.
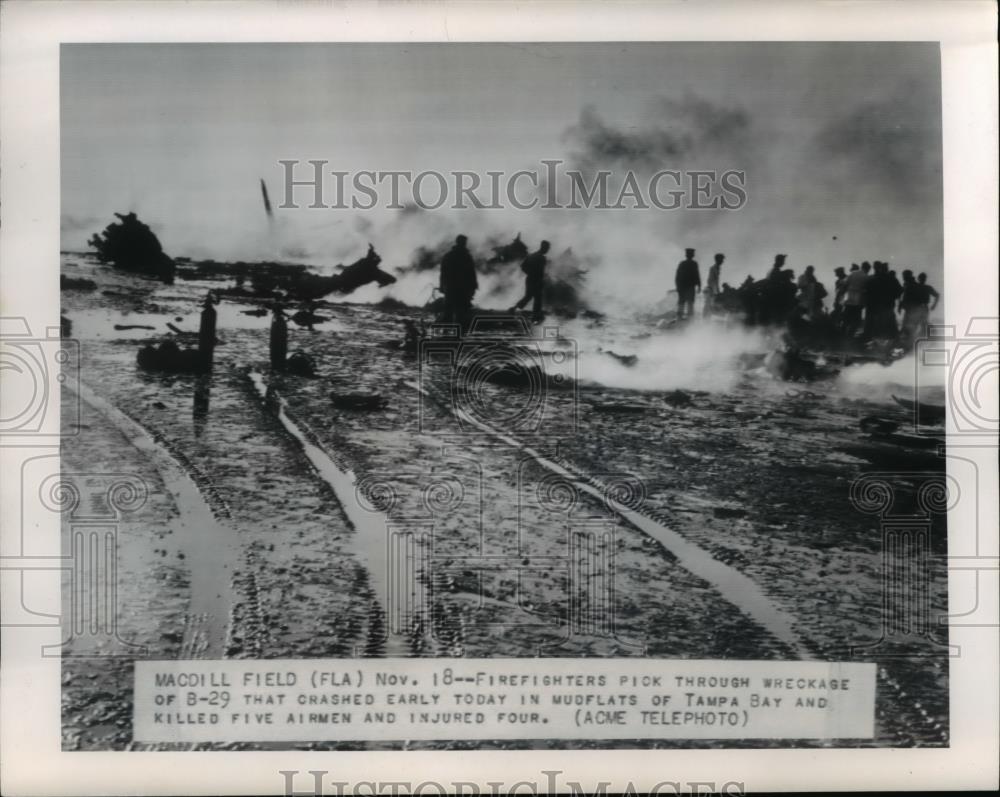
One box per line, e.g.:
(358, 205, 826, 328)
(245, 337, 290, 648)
(599, 349, 638, 367)
(137, 340, 207, 374)
(294, 244, 397, 299)
(376, 296, 411, 312)
(860, 416, 900, 435)
(859, 416, 945, 449)
(290, 309, 329, 328)
(286, 351, 317, 377)
(870, 431, 945, 450)
(331, 391, 388, 411)
(487, 232, 529, 264)
(399, 319, 425, 353)
(713, 506, 748, 519)
(892, 394, 946, 424)
(61, 275, 97, 291)
(88, 211, 176, 283)
(113, 324, 156, 331)
(663, 389, 693, 407)
(589, 402, 648, 414)
(241, 307, 269, 317)
(765, 348, 840, 382)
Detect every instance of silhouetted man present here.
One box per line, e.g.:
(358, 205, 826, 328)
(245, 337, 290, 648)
(704, 253, 724, 317)
(917, 272, 940, 310)
(512, 240, 550, 321)
(899, 270, 922, 349)
(843, 262, 870, 337)
(833, 267, 848, 307)
(675, 247, 701, 320)
(914, 272, 940, 342)
(197, 291, 219, 371)
(440, 234, 478, 328)
(269, 303, 288, 371)
(797, 265, 826, 320)
(865, 261, 902, 340)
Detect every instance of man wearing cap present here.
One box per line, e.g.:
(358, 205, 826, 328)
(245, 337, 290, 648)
(675, 247, 701, 321)
(439, 234, 479, 328)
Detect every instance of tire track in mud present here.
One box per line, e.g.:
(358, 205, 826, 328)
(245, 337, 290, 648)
(248, 371, 410, 657)
(403, 379, 949, 745)
(404, 379, 813, 659)
(71, 380, 238, 660)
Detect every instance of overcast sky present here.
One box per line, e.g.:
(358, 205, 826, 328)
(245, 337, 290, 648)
(61, 42, 943, 290)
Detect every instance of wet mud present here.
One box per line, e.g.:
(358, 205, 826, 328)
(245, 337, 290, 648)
(60, 253, 949, 750)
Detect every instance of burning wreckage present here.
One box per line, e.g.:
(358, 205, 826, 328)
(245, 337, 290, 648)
(84, 214, 918, 398)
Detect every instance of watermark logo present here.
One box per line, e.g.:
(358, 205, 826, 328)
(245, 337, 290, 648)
(0, 316, 80, 445)
(416, 315, 578, 436)
(1, 461, 149, 658)
(913, 319, 999, 434)
(277, 159, 747, 212)
(279, 768, 746, 796)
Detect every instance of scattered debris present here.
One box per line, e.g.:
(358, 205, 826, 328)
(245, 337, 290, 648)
(286, 351, 317, 377)
(137, 340, 207, 373)
(376, 296, 411, 312)
(600, 349, 639, 367)
(589, 402, 648, 414)
(113, 324, 156, 331)
(61, 275, 97, 291)
(88, 211, 175, 283)
(892, 394, 946, 423)
(713, 507, 749, 519)
(331, 392, 388, 411)
(663, 389, 693, 407)
(294, 244, 397, 299)
(765, 349, 840, 382)
(860, 416, 900, 435)
(290, 310, 328, 328)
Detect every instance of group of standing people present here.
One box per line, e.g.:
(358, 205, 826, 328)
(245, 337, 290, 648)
(438, 233, 551, 328)
(675, 248, 940, 349)
(835, 261, 939, 347)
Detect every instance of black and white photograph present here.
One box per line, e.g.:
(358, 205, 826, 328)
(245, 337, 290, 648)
(1, 1, 997, 794)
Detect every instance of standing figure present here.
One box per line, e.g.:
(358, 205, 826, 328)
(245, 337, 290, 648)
(674, 247, 701, 321)
(831, 266, 848, 329)
(843, 262, 869, 337)
(704, 253, 724, 317)
(439, 234, 479, 329)
(512, 240, 551, 321)
(915, 272, 940, 341)
(898, 270, 922, 349)
(796, 265, 826, 320)
(865, 261, 902, 340)
(756, 254, 788, 325)
(270, 304, 288, 371)
(197, 291, 219, 372)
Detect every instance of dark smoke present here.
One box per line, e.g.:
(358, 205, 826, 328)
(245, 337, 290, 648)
(814, 84, 942, 200)
(566, 91, 752, 171)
